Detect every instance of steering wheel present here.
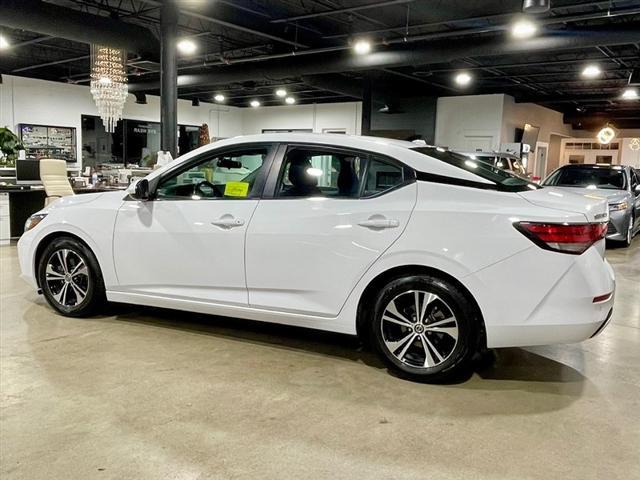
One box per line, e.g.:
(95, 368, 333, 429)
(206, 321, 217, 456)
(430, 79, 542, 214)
(194, 180, 224, 198)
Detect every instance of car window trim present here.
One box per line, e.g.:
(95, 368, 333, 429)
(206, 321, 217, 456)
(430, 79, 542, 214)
(261, 142, 415, 200)
(150, 142, 279, 201)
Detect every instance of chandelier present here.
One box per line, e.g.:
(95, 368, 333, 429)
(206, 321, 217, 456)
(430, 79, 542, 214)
(90, 45, 128, 133)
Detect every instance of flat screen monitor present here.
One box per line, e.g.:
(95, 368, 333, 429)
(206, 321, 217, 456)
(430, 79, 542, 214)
(16, 159, 42, 185)
(522, 123, 540, 149)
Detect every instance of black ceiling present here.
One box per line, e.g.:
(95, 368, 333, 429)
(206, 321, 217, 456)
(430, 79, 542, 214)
(0, 0, 639, 128)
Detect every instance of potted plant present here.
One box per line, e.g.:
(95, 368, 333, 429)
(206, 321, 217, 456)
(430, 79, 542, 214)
(0, 127, 24, 167)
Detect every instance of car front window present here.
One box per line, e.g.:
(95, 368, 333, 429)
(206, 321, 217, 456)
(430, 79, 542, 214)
(543, 166, 627, 190)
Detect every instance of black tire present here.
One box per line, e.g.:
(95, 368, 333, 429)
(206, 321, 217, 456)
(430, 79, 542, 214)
(368, 274, 480, 383)
(617, 215, 633, 248)
(37, 236, 106, 317)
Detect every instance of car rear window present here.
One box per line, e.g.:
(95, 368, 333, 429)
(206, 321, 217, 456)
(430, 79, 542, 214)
(411, 147, 539, 192)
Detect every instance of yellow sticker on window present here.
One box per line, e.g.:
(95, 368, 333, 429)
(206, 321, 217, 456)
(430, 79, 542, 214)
(224, 181, 250, 197)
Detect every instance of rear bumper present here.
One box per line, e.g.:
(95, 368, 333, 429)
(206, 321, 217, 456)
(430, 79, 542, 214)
(468, 244, 616, 348)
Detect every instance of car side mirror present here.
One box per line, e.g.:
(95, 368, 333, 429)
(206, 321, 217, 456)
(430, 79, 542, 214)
(134, 178, 150, 200)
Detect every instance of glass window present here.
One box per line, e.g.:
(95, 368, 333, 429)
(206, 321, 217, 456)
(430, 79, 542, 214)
(411, 147, 540, 191)
(543, 166, 626, 190)
(363, 157, 405, 196)
(156, 148, 268, 199)
(277, 148, 363, 198)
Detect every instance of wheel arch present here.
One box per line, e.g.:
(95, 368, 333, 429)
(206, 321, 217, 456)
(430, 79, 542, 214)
(34, 231, 102, 289)
(355, 264, 487, 349)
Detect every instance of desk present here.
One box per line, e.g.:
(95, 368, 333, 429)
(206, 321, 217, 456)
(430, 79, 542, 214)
(0, 185, 127, 240)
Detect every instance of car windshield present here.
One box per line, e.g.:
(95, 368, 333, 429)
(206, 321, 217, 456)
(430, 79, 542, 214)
(543, 166, 626, 190)
(411, 147, 539, 191)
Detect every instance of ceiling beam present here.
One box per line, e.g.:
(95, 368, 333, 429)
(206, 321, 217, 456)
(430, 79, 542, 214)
(135, 0, 308, 49)
(129, 25, 640, 92)
(0, 0, 160, 59)
(271, 0, 413, 24)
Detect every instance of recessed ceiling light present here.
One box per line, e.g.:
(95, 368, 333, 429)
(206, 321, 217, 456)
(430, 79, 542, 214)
(582, 65, 601, 78)
(250, 100, 261, 107)
(454, 72, 472, 86)
(275, 89, 287, 97)
(511, 19, 537, 39)
(214, 94, 225, 102)
(285, 96, 296, 104)
(177, 39, 197, 55)
(353, 39, 371, 55)
(622, 88, 638, 100)
(0, 35, 9, 50)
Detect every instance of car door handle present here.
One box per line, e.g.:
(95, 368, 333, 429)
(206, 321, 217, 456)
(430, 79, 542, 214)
(211, 215, 245, 229)
(358, 217, 400, 229)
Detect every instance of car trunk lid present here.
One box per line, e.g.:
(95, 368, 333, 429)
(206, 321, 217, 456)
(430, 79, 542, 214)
(517, 187, 609, 223)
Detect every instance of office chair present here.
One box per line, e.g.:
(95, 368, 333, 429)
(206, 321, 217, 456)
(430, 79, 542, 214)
(40, 159, 74, 206)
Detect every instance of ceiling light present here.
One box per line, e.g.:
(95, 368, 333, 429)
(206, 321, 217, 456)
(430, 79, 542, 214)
(597, 126, 615, 144)
(177, 39, 197, 55)
(511, 19, 537, 39)
(353, 39, 371, 55)
(0, 35, 9, 50)
(582, 65, 601, 78)
(454, 72, 472, 86)
(214, 94, 225, 102)
(621, 88, 638, 100)
(250, 100, 261, 108)
(522, 0, 550, 13)
(285, 96, 296, 104)
(275, 89, 287, 97)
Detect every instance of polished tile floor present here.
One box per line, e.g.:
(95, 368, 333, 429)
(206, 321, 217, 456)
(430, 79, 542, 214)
(1, 242, 638, 479)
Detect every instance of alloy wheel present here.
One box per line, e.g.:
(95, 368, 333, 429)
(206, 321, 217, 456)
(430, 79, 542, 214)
(380, 290, 459, 369)
(45, 249, 90, 308)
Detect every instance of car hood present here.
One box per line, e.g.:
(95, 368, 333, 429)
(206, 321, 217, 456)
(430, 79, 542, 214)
(518, 187, 608, 223)
(548, 186, 629, 204)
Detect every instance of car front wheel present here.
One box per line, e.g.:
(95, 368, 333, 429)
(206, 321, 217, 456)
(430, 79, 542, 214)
(37, 236, 105, 317)
(369, 274, 480, 382)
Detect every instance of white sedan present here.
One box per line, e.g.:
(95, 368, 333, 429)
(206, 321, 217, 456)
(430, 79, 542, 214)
(18, 134, 615, 382)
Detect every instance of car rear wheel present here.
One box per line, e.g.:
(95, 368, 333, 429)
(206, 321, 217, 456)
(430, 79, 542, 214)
(369, 274, 480, 382)
(37, 237, 106, 317)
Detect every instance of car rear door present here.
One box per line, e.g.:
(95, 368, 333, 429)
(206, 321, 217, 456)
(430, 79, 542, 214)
(245, 144, 417, 317)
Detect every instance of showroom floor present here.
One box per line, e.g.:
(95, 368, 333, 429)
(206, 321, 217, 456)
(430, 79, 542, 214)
(1, 243, 638, 480)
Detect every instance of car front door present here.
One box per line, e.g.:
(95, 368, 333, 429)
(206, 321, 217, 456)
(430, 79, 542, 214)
(245, 144, 417, 317)
(112, 144, 276, 305)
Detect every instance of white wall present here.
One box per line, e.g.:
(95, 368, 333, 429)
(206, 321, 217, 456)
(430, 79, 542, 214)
(434, 94, 504, 151)
(0, 75, 362, 170)
(0, 75, 242, 169)
(501, 96, 573, 145)
(241, 102, 361, 135)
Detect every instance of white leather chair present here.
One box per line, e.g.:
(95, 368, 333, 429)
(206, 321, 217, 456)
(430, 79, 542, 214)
(40, 159, 74, 206)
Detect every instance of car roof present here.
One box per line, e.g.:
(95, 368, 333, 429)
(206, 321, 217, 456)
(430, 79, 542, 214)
(215, 132, 420, 150)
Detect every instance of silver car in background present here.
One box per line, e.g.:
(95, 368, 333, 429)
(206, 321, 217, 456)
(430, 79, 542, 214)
(543, 164, 640, 247)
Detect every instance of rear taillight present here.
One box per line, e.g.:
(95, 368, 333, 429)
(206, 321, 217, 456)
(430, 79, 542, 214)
(514, 222, 607, 254)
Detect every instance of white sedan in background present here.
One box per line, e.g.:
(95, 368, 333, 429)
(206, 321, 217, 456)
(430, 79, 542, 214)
(18, 134, 615, 382)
